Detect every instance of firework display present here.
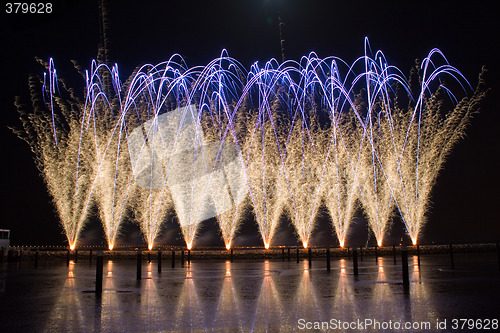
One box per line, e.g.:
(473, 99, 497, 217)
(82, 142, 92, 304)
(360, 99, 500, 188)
(14, 43, 485, 250)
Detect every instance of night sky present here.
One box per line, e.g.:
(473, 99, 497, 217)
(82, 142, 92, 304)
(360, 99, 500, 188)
(1, 0, 499, 246)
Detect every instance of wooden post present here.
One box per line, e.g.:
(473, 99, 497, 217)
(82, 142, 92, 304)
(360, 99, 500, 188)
(393, 245, 396, 265)
(171, 250, 175, 268)
(181, 250, 184, 268)
(296, 247, 299, 263)
(95, 251, 103, 295)
(34, 249, 39, 269)
(497, 242, 500, 271)
(157, 250, 162, 273)
(353, 248, 358, 276)
(287, 247, 290, 261)
(449, 244, 455, 269)
(308, 247, 312, 268)
(401, 246, 409, 290)
(417, 244, 421, 268)
(136, 250, 142, 280)
(326, 247, 330, 271)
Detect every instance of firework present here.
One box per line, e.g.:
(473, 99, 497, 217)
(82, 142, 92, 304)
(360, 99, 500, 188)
(13, 44, 483, 248)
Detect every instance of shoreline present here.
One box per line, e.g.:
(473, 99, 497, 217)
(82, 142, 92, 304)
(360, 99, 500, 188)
(2, 243, 498, 262)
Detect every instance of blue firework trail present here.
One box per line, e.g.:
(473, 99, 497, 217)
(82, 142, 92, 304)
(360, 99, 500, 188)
(34, 41, 475, 249)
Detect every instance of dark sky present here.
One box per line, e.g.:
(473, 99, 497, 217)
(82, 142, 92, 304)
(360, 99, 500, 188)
(1, 0, 499, 246)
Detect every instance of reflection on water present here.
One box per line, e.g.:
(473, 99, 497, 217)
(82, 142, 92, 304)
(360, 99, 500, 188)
(1, 253, 497, 332)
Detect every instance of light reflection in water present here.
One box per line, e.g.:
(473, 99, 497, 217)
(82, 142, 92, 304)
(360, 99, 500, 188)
(291, 260, 324, 325)
(214, 261, 244, 330)
(372, 257, 394, 321)
(43, 257, 442, 331)
(140, 263, 164, 327)
(253, 261, 283, 331)
(107, 260, 113, 277)
(333, 257, 359, 323)
(147, 262, 153, 278)
(44, 261, 84, 331)
(302, 259, 309, 274)
(68, 261, 75, 278)
(340, 258, 346, 274)
(100, 260, 123, 332)
(378, 257, 384, 272)
(413, 255, 420, 272)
